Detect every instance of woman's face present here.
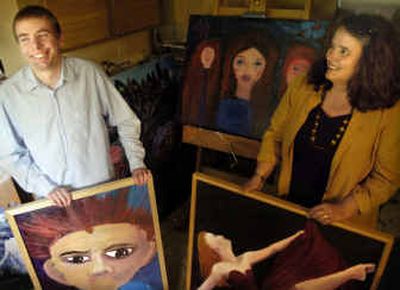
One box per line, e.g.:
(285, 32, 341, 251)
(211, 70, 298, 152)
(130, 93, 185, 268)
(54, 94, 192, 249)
(204, 232, 234, 259)
(233, 47, 266, 90)
(45, 223, 156, 290)
(325, 27, 364, 86)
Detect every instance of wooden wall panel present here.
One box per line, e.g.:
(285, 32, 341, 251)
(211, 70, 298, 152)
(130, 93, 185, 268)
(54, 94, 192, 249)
(44, 0, 109, 50)
(110, 0, 160, 36)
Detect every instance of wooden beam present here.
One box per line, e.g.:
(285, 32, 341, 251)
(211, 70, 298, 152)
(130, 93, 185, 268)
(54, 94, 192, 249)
(182, 125, 260, 159)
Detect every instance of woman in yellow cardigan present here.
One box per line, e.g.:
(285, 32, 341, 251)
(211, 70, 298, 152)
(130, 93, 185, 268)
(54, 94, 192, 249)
(244, 14, 400, 228)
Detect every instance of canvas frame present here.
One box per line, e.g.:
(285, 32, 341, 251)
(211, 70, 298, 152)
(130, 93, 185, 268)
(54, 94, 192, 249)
(186, 172, 394, 290)
(6, 178, 168, 290)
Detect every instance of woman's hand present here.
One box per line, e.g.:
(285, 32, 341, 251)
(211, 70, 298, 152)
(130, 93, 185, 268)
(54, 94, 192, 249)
(309, 195, 359, 225)
(243, 161, 274, 192)
(243, 174, 266, 192)
(309, 203, 342, 225)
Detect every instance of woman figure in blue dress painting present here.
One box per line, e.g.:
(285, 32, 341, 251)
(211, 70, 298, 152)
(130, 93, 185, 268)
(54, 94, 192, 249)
(216, 31, 278, 138)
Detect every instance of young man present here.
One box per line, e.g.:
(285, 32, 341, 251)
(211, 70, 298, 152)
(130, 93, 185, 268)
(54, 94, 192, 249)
(0, 6, 150, 206)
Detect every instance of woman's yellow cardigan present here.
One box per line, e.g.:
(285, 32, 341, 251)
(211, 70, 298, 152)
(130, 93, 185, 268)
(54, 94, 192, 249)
(258, 75, 400, 227)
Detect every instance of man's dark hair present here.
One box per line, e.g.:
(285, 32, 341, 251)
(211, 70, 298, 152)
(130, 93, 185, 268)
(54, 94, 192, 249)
(308, 13, 400, 111)
(13, 5, 61, 40)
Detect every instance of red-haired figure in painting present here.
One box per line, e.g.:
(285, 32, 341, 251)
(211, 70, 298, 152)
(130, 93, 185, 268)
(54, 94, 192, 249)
(197, 225, 375, 290)
(19, 189, 162, 290)
(216, 31, 278, 137)
(182, 39, 221, 127)
(279, 42, 317, 96)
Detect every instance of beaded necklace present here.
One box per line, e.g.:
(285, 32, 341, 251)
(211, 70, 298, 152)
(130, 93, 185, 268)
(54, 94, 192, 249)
(309, 107, 352, 150)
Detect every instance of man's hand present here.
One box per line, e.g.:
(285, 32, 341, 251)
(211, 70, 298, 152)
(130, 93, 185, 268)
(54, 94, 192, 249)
(131, 168, 151, 185)
(48, 187, 72, 207)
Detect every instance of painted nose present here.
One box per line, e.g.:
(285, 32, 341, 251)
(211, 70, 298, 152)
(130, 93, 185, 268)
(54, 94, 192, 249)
(91, 254, 112, 276)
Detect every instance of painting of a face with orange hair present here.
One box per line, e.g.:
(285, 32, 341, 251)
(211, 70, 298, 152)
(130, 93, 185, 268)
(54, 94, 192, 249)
(279, 42, 317, 96)
(7, 180, 167, 290)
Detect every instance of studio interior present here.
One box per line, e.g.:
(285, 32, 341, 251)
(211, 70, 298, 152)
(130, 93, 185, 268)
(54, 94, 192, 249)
(0, 0, 399, 289)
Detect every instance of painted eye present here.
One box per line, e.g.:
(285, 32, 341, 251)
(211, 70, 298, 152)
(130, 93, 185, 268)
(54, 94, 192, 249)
(63, 255, 91, 264)
(105, 247, 134, 259)
(234, 58, 245, 66)
(254, 60, 265, 68)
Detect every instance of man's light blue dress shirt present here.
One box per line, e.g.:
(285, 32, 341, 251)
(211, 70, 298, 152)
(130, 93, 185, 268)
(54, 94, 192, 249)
(0, 57, 145, 197)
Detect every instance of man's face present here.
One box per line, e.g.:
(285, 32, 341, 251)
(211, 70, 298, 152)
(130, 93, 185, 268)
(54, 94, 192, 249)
(14, 16, 62, 73)
(45, 223, 156, 290)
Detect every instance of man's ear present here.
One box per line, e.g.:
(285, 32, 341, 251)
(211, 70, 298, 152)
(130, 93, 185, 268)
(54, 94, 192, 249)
(43, 259, 69, 285)
(59, 33, 65, 49)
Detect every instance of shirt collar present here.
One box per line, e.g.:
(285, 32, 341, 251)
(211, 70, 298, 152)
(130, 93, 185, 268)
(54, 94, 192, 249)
(23, 66, 40, 91)
(23, 57, 75, 91)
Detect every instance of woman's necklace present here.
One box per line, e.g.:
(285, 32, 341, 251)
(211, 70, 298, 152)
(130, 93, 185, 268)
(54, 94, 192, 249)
(309, 108, 351, 150)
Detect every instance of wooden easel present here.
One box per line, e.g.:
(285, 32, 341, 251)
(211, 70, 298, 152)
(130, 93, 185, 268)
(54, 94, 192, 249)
(182, 125, 261, 184)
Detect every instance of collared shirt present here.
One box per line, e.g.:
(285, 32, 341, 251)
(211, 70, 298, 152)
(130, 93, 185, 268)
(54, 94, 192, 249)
(0, 57, 145, 197)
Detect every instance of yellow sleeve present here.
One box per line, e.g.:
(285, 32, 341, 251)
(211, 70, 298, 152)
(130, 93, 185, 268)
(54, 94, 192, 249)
(352, 102, 400, 213)
(257, 75, 308, 166)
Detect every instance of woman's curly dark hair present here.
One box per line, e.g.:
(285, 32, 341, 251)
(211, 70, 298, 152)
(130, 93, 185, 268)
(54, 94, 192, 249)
(308, 13, 400, 111)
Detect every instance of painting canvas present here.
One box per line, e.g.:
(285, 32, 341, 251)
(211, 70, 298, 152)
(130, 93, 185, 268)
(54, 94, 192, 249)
(181, 15, 330, 139)
(110, 55, 181, 177)
(0, 178, 32, 289)
(186, 172, 393, 290)
(109, 56, 186, 217)
(6, 178, 168, 290)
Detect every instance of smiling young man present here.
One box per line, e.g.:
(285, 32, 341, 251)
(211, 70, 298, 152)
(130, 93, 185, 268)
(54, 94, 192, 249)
(0, 6, 150, 206)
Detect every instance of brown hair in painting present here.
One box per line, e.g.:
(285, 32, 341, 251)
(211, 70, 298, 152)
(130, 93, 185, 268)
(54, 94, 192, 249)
(217, 30, 279, 136)
(182, 39, 222, 126)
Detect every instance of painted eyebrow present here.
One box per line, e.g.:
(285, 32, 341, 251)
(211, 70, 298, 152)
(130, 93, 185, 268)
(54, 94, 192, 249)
(235, 53, 246, 58)
(104, 243, 136, 252)
(60, 250, 90, 257)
